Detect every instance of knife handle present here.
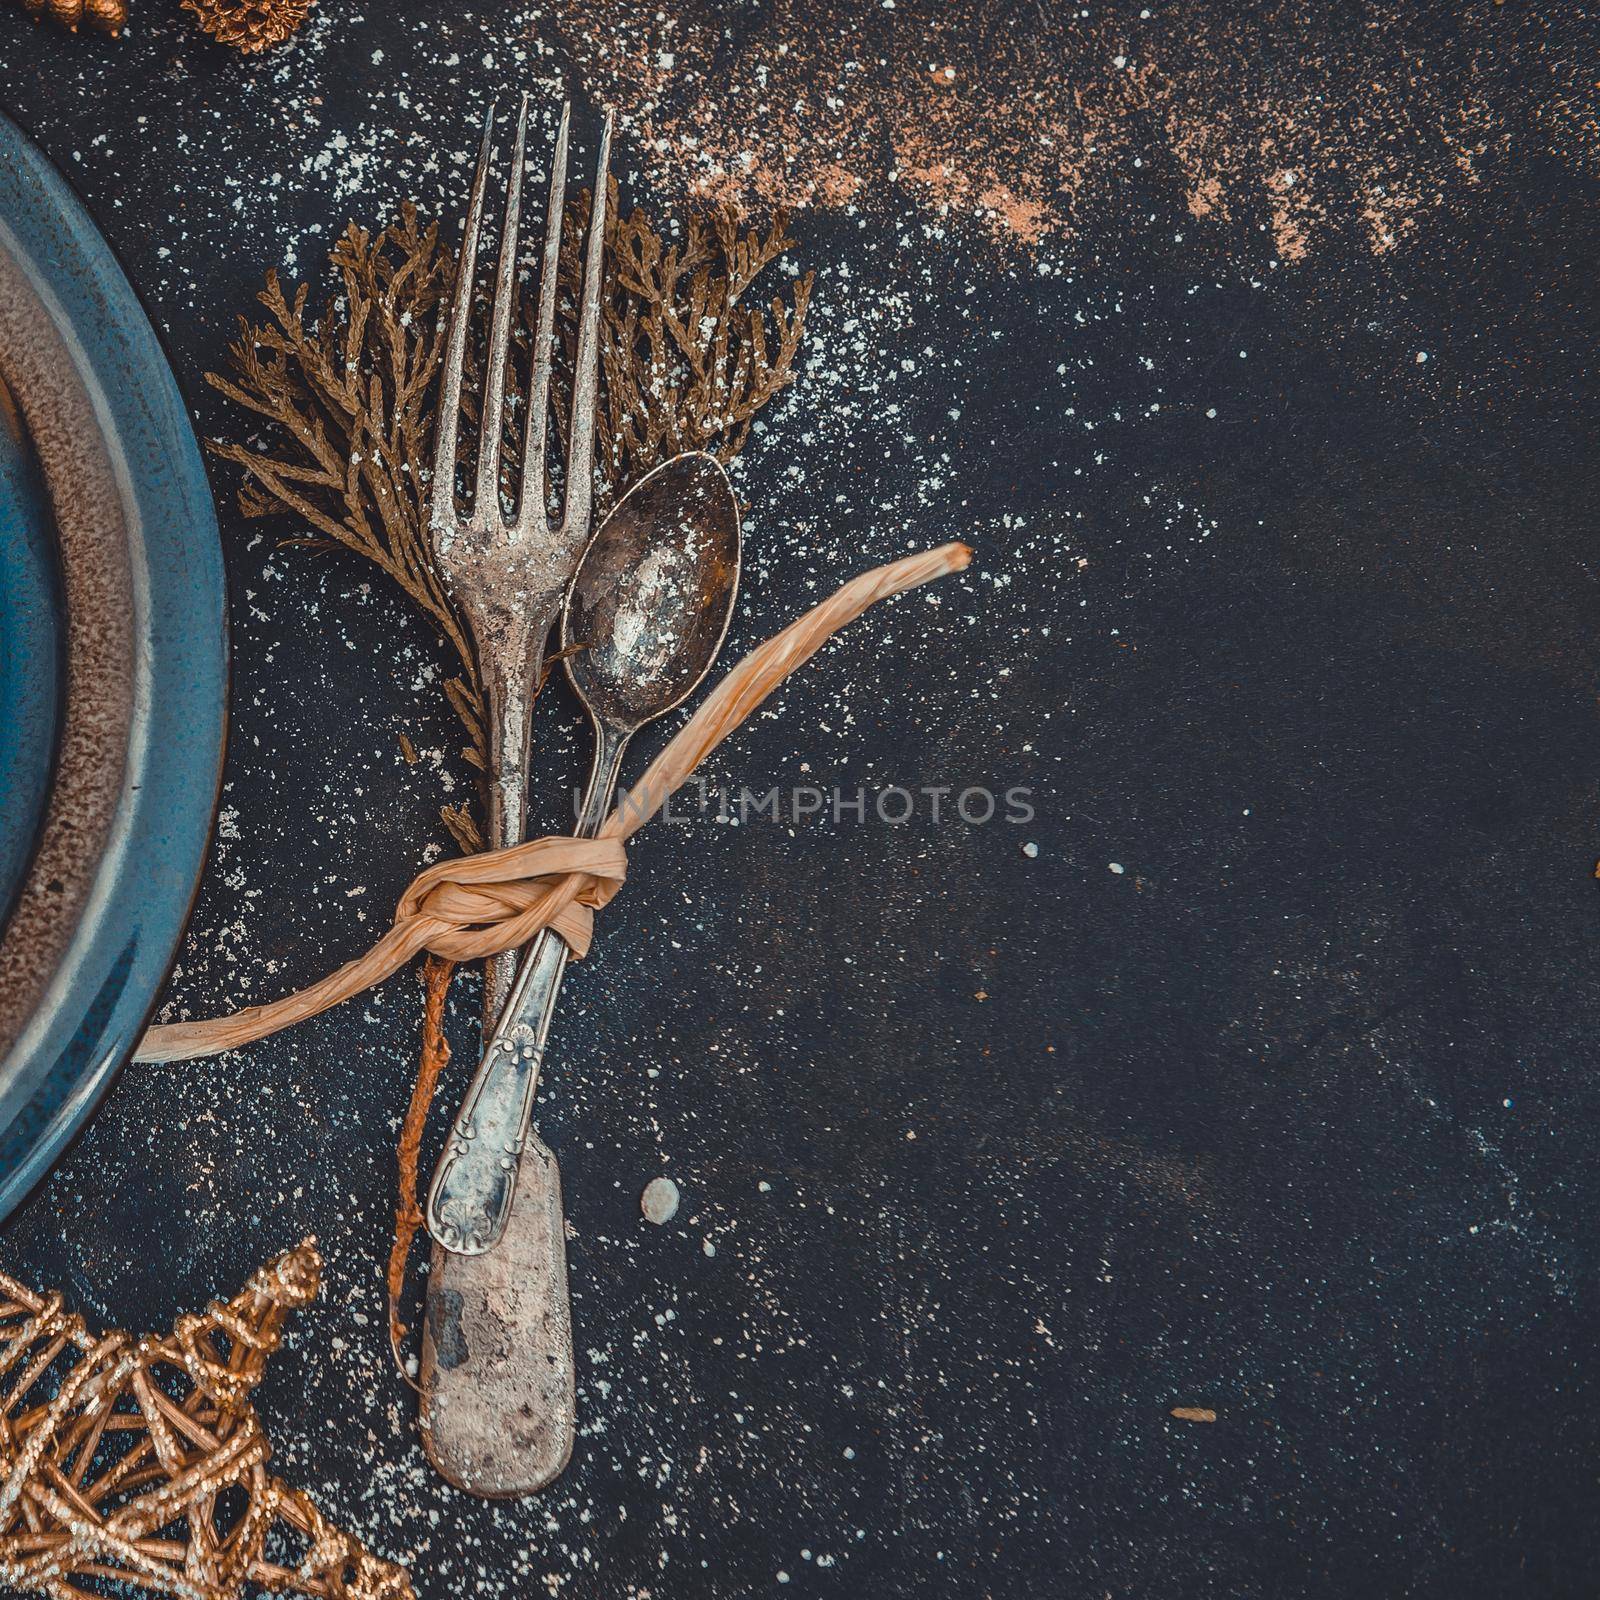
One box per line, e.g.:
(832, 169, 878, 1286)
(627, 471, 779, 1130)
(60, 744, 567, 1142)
(420, 1137, 576, 1496)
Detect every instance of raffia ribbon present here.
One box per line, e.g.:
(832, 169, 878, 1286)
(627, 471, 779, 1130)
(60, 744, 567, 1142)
(136, 542, 972, 1064)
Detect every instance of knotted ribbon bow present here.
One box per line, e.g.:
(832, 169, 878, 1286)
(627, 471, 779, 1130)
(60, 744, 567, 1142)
(136, 542, 971, 1064)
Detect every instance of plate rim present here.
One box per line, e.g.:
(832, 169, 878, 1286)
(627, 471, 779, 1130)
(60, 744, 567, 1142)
(0, 106, 229, 1224)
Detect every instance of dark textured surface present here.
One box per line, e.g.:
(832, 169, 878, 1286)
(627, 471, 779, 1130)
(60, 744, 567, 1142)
(2, 5, 1599, 1597)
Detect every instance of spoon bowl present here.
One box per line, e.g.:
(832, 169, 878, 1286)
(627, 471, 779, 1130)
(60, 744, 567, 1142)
(563, 452, 741, 735)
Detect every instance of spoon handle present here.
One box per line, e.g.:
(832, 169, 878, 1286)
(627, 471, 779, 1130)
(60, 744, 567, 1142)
(426, 720, 631, 1256)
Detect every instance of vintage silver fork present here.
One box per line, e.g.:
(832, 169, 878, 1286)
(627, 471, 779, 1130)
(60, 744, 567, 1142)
(428, 95, 611, 1232)
(421, 96, 608, 1496)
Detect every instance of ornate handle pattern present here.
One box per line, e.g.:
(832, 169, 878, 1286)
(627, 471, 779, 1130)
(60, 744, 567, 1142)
(425, 719, 630, 1256)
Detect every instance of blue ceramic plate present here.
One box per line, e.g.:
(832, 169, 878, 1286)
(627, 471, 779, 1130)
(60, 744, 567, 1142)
(0, 386, 59, 936)
(0, 110, 227, 1224)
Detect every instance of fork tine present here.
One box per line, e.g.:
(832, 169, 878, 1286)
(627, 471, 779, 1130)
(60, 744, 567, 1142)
(556, 109, 613, 536)
(432, 102, 496, 529)
(518, 100, 571, 527)
(473, 91, 530, 525)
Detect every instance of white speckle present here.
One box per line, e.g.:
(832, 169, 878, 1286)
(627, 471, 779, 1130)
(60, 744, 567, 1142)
(758, 1179, 772, 1193)
(641, 1177, 680, 1225)
(1416, 350, 1429, 363)
(1109, 862, 1126, 875)
(702, 1238, 717, 1257)
(778, 1574, 791, 1585)
(1113, 54, 1127, 68)
(1022, 840, 1039, 858)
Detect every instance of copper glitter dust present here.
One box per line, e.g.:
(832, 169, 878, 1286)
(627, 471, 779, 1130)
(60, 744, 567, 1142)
(550, 0, 1599, 259)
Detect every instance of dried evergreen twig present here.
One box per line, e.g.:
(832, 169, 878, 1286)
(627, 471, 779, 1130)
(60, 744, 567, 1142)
(207, 204, 489, 853)
(556, 179, 815, 510)
(387, 952, 455, 1378)
(210, 189, 812, 854)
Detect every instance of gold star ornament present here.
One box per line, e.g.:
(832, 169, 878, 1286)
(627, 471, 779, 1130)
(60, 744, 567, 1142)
(0, 1240, 411, 1600)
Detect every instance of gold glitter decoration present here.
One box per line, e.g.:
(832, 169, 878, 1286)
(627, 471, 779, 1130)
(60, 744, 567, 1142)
(0, 1240, 412, 1600)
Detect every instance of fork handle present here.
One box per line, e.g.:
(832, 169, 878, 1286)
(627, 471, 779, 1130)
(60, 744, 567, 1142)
(426, 718, 631, 1256)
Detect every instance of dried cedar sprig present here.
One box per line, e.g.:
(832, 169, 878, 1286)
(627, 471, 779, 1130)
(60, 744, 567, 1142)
(207, 204, 490, 854)
(555, 179, 815, 511)
(209, 190, 812, 855)
(387, 952, 455, 1377)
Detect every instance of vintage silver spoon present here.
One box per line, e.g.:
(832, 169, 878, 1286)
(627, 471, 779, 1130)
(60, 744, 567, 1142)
(427, 450, 742, 1255)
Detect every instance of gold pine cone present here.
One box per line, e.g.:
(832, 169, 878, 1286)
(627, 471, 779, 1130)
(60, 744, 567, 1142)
(181, 0, 314, 51)
(16, 0, 127, 34)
